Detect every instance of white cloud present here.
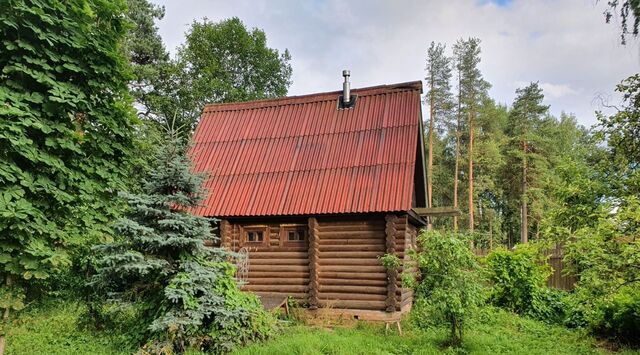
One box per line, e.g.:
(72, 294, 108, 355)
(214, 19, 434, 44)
(151, 0, 639, 127)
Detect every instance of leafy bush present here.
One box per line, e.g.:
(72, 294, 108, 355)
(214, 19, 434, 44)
(588, 285, 640, 346)
(408, 230, 484, 346)
(485, 243, 567, 323)
(563, 196, 640, 345)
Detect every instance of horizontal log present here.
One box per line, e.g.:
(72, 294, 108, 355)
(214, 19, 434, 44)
(243, 284, 308, 293)
(413, 207, 462, 217)
(319, 258, 381, 266)
(319, 238, 385, 246)
(249, 251, 308, 259)
(249, 265, 309, 272)
(246, 278, 309, 285)
(318, 272, 387, 281)
(320, 278, 387, 287)
(320, 245, 385, 252)
(319, 222, 383, 229)
(318, 292, 386, 301)
(319, 285, 387, 295)
(249, 271, 309, 278)
(319, 251, 384, 259)
(317, 230, 384, 238)
(320, 265, 386, 273)
(251, 258, 308, 266)
(317, 299, 386, 311)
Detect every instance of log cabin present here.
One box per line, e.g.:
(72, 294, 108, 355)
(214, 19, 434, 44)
(190, 72, 429, 320)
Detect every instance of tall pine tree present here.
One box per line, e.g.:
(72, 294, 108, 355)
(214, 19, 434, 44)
(453, 38, 490, 233)
(505, 82, 549, 243)
(425, 42, 453, 228)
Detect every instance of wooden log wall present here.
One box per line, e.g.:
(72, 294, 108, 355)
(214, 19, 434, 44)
(316, 217, 388, 311)
(226, 215, 420, 313)
(227, 221, 310, 300)
(399, 221, 417, 311)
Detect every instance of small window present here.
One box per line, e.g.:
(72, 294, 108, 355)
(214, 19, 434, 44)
(247, 231, 264, 243)
(281, 226, 307, 246)
(287, 230, 306, 242)
(243, 226, 268, 246)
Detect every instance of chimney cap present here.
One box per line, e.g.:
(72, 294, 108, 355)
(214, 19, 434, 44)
(342, 69, 350, 77)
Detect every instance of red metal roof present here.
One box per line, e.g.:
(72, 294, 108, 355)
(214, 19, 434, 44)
(189, 81, 425, 217)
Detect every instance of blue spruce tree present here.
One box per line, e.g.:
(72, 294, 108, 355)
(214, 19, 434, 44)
(91, 130, 271, 353)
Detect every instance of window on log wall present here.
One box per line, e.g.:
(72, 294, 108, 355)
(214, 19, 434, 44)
(280, 225, 307, 246)
(242, 226, 269, 246)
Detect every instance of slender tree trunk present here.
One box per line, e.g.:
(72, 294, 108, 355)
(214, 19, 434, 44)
(453, 72, 461, 231)
(468, 111, 474, 233)
(427, 69, 435, 230)
(521, 140, 528, 244)
(489, 218, 493, 250)
(0, 275, 13, 355)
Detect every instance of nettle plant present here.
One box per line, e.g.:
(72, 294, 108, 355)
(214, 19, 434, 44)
(90, 131, 273, 353)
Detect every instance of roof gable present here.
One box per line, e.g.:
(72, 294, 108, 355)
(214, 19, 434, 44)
(190, 81, 425, 217)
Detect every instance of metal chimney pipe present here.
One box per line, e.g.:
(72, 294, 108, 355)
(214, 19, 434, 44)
(342, 70, 351, 104)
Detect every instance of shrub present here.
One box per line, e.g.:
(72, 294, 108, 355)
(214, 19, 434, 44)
(485, 243, 566, 323)
(563, 196, 640, 345)
(590, 286, 640, 346)
(408, 230, 484, 346)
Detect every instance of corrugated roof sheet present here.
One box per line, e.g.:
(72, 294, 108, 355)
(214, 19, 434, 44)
(189, 81, 424, 217)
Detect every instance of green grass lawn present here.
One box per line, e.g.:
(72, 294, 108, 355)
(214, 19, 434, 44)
(5, 301, 638, 355)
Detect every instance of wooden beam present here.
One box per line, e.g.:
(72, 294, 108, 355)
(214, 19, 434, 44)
(308, 217, 319, 310)
(384, 214, 399, 313)
(412, 207, 462, 217)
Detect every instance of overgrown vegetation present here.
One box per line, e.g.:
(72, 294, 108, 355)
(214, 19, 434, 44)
(0, 0, 137, 351)
(407, 231, 484, 345)
(484, 244, 565, 323)
(5, 300, 626, 355)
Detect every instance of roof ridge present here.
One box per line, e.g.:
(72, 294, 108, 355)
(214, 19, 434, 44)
(202, 80, 423, 113)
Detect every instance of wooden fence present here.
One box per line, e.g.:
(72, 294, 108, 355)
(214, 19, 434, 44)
(475, 244, 577, 290)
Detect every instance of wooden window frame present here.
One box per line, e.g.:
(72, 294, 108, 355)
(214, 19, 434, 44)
(241, 225, 269, 247)
(280, 224, 308, 247)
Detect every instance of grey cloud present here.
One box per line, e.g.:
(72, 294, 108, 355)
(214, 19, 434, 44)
(152, 0, 638, 127)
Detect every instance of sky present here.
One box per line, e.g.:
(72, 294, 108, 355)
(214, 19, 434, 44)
(151, 0, 639, 127)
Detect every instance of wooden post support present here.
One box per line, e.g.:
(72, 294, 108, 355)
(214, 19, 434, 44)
(220, 219, 231, 249)
(308, 217, 319, 309)
(384, 214, 399, 313)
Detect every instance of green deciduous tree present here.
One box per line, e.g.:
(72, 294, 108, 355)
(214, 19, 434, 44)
(151, 17, 293, 133)
(0, 0, 136, 352)
(604, 0, 640, 44)
(91, 130, 272, 353)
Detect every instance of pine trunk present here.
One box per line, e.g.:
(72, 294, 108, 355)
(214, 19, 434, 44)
(521, 140, 528, 244)
(468, 111, 474, 233)
(453, 72, 461, 231)
(427, 69, 435, 230)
